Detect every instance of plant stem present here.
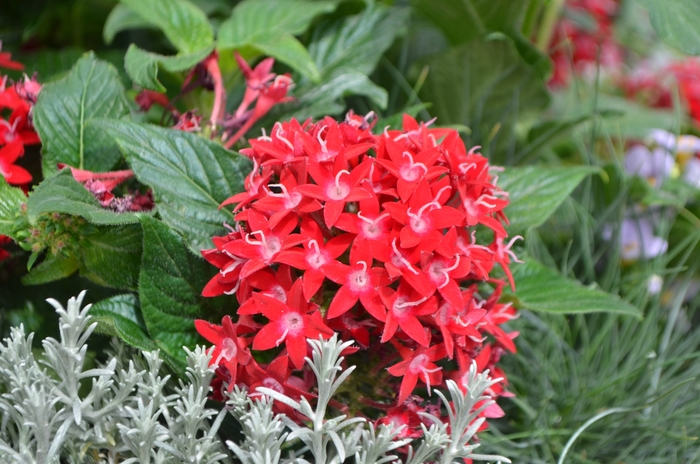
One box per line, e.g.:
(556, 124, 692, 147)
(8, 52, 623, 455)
(535, 0, 565, 51)
(206, 52, 226, 131)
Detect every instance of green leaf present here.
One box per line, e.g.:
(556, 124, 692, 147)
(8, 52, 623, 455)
(21, 255, 80, 285)
(139, 216, 210, 363)
(289, 71, 388, 119)
(638, 0, 700, 55)
(0, 179, 26, 237)
(417, 37, 550, 151)
(3, 48, 85, 83)
(504, 258, 642, 317)
(26, 169, 142, 226)
(103, 4, 155, 44)
(309, 5, 408, 79)
(124, 44, 214, 92)
(411, 0, 550, 78)
(499, 165, 600, 234)
(33, 52, 130, 176)
(282, 4, 407, 118)
(94, 120, 251, 253)
(89, 294, 159, 352)
(118, 0, 214, 54)
(218, 0, 338, 80)
(79, 224, 143, 290)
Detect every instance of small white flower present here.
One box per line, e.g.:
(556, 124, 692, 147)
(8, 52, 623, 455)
(647, 274, 663, 295)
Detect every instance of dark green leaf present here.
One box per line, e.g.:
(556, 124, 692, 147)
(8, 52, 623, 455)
(417, 37, 550, 149)
(504, 258, 642, 317)
(139, 216, 210, 363)
(4, 48, 85, 82)
(411, 0, 550, 78)
(309, 5, 408, 79)
(27, 169, 142, 226)
(638, 0, 700, 55)
(89, 294, 159, 352)
(33, 52, 130, 176)
(79, 224, 142, 291)
(124, 44, 214, 92)
(218, 0, 339, 81)
(103, 4, 155, 44)
(94, 120, 251, 253)
(283, 4, 407, 118)
(21, 255, 80, 285)
(499, 165, 600, 234)
(0, 179, 26, 237)
(119, 0, 214, 54)
(290, 72, 388, 119)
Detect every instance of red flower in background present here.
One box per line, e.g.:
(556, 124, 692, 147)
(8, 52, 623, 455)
(0, 141, 31, 186)
(196, 111, 519, 436)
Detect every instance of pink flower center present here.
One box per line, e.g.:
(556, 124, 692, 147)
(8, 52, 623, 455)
(281, 311, 304, 335)
(220, 337, 238, 361)
(326, 170, 351, 200)
(408, 353, 429, 374)
(262, 377, 284, 394)
(246, 231, 281, 262)
(358, 212, 390, 239)
(306, 239, 327, 269)
(399, 151, 428, 182)
(348, 261, 370, 292)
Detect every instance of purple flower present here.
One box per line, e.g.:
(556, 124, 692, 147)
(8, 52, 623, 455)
(619, 217, 668, 261)
(624, 145, 675, 186)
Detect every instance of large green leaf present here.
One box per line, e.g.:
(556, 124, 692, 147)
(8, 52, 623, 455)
(218, 0, 339, 81)
(26, 169, 142, 226)
(138, 216, 211, 363)
(411, 0, 524, 45)
(118, 0, 214, 54)
(289, 71, 388, 119)
(498, 165, 600, 234)
(0, 179, 26, 237)
(94, 120, 251, 253)
(283, 4, 407, 118)
(79, 224, 142, 291)
(103, 4, 155, 44)
(417, 37, 550, 151)
(411, 0, 550, 78)
(89, 294, 159, 352)
(638, 0, 700, 55)
(124, 44, 214, 92)
(504, 258, 642, 317)
(309, 4, 408, 80)
(33, 53, 130, 176)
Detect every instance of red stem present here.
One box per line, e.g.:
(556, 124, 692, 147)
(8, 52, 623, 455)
(205, 53, 226, 131)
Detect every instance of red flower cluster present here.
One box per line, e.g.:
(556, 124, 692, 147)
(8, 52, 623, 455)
(1, 47, 39, 263)
(134, 52, 292, 147)
(619, 59, 700, 126)
(196, 113, 519, 427)
(548, 0, 622, 87)
(0, 48, 40, 187)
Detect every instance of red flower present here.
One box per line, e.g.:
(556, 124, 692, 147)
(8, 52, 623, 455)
(0, 42, 23, 71)
(388, 341, 447, 403)
(0, 141, 31, 185)
(323, 240, 391, 321)
(276, 216, 353, 300)
(379, 281, 437, 347)
(224, 209, 305, 278)
(245, 278, 333, 369)
(296, 157, 373, 228)
(194, 316, 252, 387)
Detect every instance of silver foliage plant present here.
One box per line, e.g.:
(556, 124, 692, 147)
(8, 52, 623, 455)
(0, 293, 510, 464)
